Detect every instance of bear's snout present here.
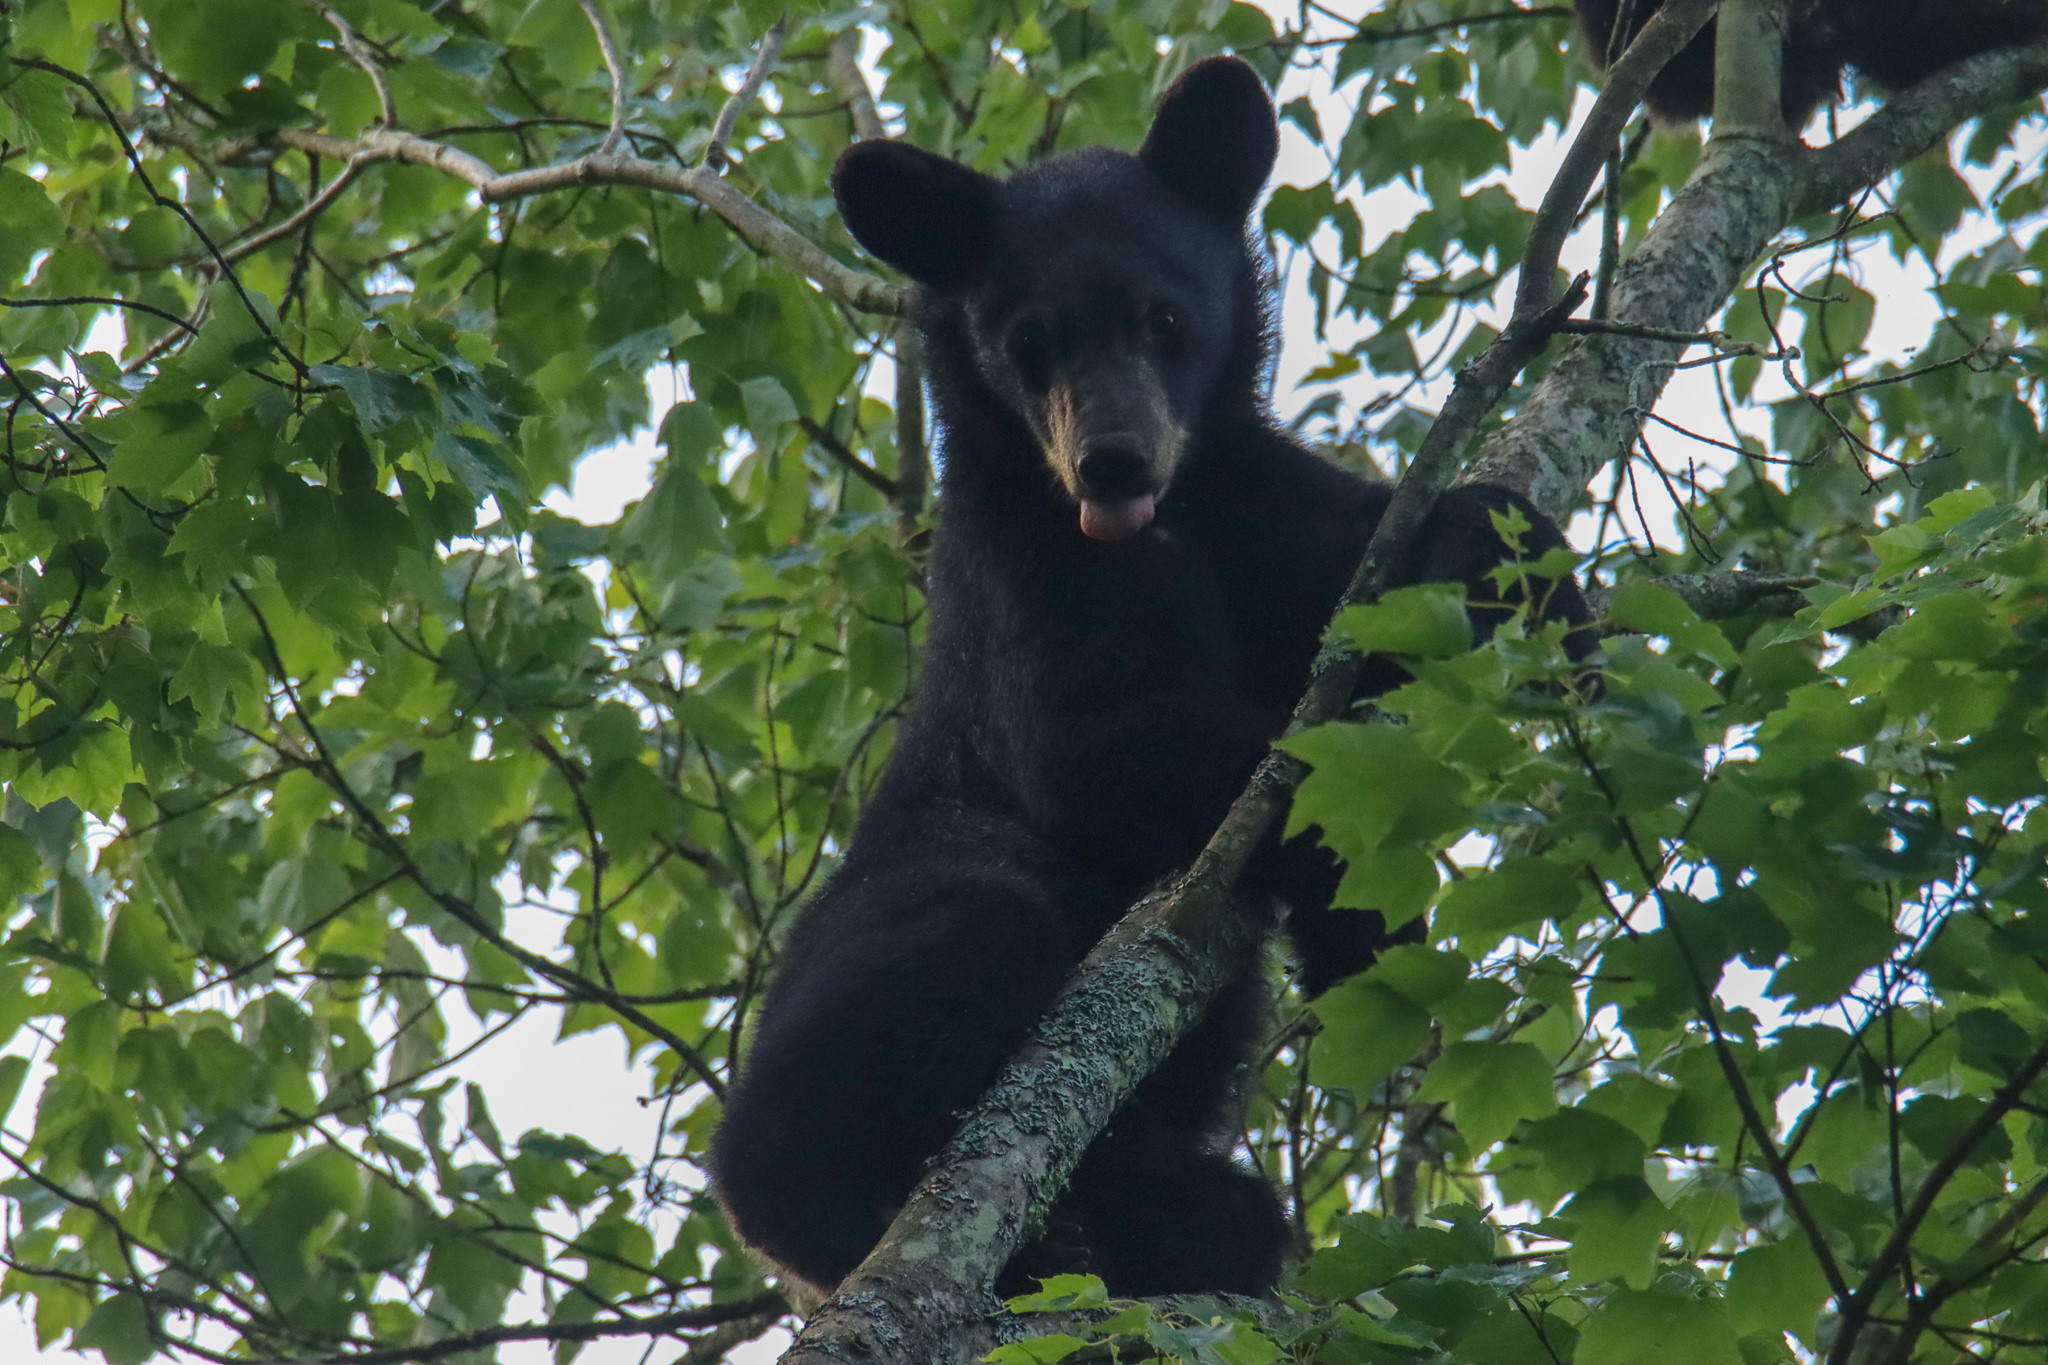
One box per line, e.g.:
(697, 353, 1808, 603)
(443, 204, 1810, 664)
(1077, 437, 1152, 498)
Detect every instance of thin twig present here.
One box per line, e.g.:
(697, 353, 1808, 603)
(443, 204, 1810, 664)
(797, 415, 897, 495)
(222, 157, 371, 263)
(239, 1294, 787, 1365)
(305, 0, 396, 125)
(576, 0, 629, 157)
(0, 294, 199, 335)
(1517, 0, 1722, 318)
(1557, 317, 1787, 356)
(705, 18, 787, 171)
(827, 27, 888, 141)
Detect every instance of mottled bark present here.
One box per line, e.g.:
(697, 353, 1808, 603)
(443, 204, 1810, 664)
(1464, 34, 2048, 524)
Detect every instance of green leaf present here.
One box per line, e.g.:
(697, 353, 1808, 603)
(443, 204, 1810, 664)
(0, 1054, 29, 1124)
(985, 1335, 1090, 1364)
(1435, 857, 1581, 937)
(1562, 1176, 1668, 1287)
(0, 167, 65, 283)
(1417, 1041, 1557, 1149)
(1727, 1236, 1832, 1345)
(1605, 581, 1737, 665)
(1577, 1289, 1741, 1365)
(1335, 584, 1473, 658)
(73, 1292, 153, 1365)
(1282, 722, 1469, 856)
(1311, 980, 1431, 1099)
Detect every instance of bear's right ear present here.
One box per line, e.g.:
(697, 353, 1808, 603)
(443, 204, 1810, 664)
(833, 140, 998, 290)
(1139, 56, 1278, 228)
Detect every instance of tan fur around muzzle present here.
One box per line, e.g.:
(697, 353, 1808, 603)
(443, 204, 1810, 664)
(1036, 373, 1185, 499)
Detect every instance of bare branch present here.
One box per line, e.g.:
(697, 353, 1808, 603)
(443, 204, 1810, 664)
(1801, 37, 2048, 215)
(223, 157, 372, 263)
(577, 0, 630, 157)
(797, 415, 898, 495)
(1517, 0, 1722, 318)
(1557, 317, 1787, 355)
(303, 0, 396, 126)
(706, 18, 787, 171)
(828, 28, 889, 141)
(239, 1294, 787, 1365)
(271, 128, 907, 315)
(1711, 0, 1787, 135)
(1584, 568, 1814, 623)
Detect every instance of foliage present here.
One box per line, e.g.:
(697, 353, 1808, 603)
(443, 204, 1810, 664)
(0, 0, 2046, 1362)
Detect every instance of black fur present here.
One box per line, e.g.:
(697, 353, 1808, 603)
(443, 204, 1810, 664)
(710, 57, 1594, 1299)
(1577, 0, 2048, 125)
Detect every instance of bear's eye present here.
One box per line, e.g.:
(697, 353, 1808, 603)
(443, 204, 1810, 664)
(1007, 318, 1056, 388)
(1145, 301, 1184, 344)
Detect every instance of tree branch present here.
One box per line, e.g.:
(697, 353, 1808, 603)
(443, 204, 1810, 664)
(1468, 25, 2048, 524)
(828, 28, 889, 141)
(1516, 0, 1722, 318)
(269, 126, 906, 315)
(576, 0, 630, 157)
(1583, 568, 1814, 624)
(1711, 0, 1787, 135)
(1800, 37, 2048, 215)
(705, 18, 786, 170)
(304, 0, 396, 126)
(797, 415, 898, 495)
(240, 1293, 787, 1365)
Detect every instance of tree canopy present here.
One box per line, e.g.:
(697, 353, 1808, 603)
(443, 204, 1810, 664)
(3, 1, 2048, 1363)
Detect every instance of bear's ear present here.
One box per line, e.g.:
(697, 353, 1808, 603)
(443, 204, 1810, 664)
(1139, 56, 1278, 227)
(833, 140, 998, 289)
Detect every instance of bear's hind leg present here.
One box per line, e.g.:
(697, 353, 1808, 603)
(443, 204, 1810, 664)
(712, 860, 1078, 1291)
(1061, 1131, 1289, 1297)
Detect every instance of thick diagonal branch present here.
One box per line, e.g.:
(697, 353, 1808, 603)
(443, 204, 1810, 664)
(1467, 33, 2048, 524)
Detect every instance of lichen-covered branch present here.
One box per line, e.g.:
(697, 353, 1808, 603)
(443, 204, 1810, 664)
(1711, 0, 1786, 135)
(1584, 569, 1814, 625)
(1801, 37, 2048, 214)
(1466, 28, 2048, 524)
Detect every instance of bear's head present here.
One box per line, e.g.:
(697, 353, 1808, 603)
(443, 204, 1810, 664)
(833, 56, 1280, 541)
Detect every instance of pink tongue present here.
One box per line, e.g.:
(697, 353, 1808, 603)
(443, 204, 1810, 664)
(1079, 494, 1156, 541)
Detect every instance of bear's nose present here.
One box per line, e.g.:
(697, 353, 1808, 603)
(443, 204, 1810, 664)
(1077, 437, 1150, 497)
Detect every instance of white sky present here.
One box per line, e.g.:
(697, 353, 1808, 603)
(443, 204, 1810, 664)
(6, 11, 2042, 1364)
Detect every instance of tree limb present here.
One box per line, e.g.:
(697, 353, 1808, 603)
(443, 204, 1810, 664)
(1515, 0, 1722, 318)
(268, 126, 906, 315)
(828, 28, 890, 142)
(1582, 568, 1814, 624)
(1711, 0, 1787, 136)
(705, 18, 786, 170)
(1467, 28, 2048, 524)
(1801, 37, 2048, 215)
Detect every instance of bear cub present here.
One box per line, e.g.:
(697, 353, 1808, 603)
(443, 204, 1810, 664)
(711, 56, 1593, 1298)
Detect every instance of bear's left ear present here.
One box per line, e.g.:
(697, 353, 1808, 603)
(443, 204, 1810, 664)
(1139, 56, 1278, 227)
(833, 140, 999, 290)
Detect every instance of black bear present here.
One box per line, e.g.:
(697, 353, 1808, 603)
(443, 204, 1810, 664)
(1577, 0, 2048, 125)
(709, 56, 1593, 1298)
